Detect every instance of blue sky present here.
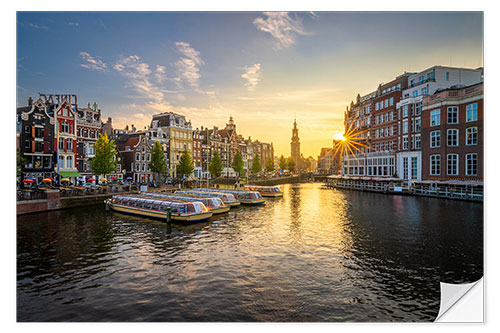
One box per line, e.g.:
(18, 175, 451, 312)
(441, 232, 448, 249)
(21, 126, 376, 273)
(17, 12, 483, 157)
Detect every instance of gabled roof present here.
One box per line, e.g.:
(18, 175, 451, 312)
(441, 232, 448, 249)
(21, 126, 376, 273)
(123, 137, 140, 150)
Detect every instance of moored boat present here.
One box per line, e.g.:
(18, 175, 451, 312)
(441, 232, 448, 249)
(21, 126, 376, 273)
(176, 190, 241, 207)
(140, 192, 230, 214)
(244, 185, 283, 197)
(191, 188, 265, 205)
(105, 194, 213, 222)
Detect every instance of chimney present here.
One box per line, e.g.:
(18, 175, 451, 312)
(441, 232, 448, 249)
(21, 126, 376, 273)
(28, 96, 33, 106)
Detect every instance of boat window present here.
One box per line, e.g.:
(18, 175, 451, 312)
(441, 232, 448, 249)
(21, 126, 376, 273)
(151, 204, 159, 210)
(187, 204, 195, 213)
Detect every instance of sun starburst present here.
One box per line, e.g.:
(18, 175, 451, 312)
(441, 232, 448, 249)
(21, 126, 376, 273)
(330, 115, 369, 172)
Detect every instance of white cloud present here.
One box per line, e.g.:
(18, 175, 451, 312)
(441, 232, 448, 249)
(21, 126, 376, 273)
(80, 51, 107, 71)
(241, 64, 262, 91)
(113, 55, 152, 79)
(155, 65, 167, 84)
(173, 41, 204, 88)
(27, 23, 48, 31)
(68, 22, 79, 26)
(253, 12, 306, 49)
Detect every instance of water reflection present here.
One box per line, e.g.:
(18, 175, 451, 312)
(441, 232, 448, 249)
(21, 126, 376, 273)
(17, 183, 483, 322)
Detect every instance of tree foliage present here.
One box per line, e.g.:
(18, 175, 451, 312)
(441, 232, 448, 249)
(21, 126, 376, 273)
(208, 150, 223, 178)
(278, 155, 287, 170)
(149, 140, 167, 184)
(232, 150, 244, 177)
(17, 148, 26, 176)
(287, 157, 296, 172)
(177, 148, 194, 178)
(251, 154, 262, 174)
(90, 132, 117, 178)
(265, 157, 275, 172)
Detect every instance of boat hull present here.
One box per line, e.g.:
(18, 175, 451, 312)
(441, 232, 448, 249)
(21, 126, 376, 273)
(210, 206, 231, 214)
(240, 198, 266, 205)
(226, 200, 241, 207)
(260, 192, 283, 197)
(109, 203, 213, 222)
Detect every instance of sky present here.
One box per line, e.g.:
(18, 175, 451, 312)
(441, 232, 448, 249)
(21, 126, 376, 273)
(16, 11, 483, 158)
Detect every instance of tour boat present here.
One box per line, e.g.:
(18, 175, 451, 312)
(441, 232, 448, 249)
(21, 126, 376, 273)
(244, 185, 283, 197)
(140, 192, 230, 214)
(192, 188, 266, 205)
(105, 195, 213, 222)
(176, 190, 241, 207)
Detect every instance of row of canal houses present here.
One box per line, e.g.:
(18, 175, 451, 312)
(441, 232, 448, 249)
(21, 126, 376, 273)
(17, 93, 274, 185)
(110, 114, 274, 183)
(341, 65, 483, 184)
(16, 94, 107, 184)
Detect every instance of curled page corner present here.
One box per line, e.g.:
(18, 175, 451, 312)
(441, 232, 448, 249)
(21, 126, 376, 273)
(435, 277, 484, 322)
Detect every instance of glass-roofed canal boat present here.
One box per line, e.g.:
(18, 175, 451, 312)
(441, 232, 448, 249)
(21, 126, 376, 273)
(244, 185, 283, 197)
(139, 192, 230, 214)
(189, 188, 265, 205)
(105, 194, 213, 222)
(175, 190, 241, 207)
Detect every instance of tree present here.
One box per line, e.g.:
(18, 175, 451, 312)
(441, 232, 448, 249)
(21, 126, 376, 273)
(17, 148, 26, 176)
(251, 154, 262, 174)
(287, 157, 296, 173)
(278, 155, 287, 170)
(90, 132, 117, 183)
(209, 150, 223, 178)
(232, 150, 244, 177)
(305, 158, 312, 171)
(265, 157, 275, 173)
(149, 140, 167, 185)
(177, 148, 194, 178)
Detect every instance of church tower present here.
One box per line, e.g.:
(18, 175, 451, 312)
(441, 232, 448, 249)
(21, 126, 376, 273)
(291, 117, 300, 163)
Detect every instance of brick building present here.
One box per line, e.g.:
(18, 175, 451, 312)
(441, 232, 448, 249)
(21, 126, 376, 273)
(421, 82, 483, 180)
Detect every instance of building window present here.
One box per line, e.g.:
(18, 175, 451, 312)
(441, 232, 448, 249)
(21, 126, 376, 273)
(430, 130, 440, 148)
(403, 157, 409, 180)
(415, 117, 421, 132)
(415, 134, 421, 149)
(430, 155, 441, 176)
(422, 87, 428, 95)
(466, 103, 478, 122)
(89, 144, 95, 155)
(136, 153, 140, 161)
(430, 109, 440, 127)
(402, 105, 409, 118)
(67, 156, 73, 169)
(59, 155, 64, 168)
(412, 91, 418, 97)
(389, 97, 394, 106)
(402, 136, 408, 150)
(61, 122, 69, 133)
(447, 129, 458, 146)
(447, 154, 458, 176)
(375, 102, 379, 111)
(447, 106, 458, 124)
(402, 120, 408, 134)
(466, 127, 478, 145)
(411, 157, 418, 180)
(67, 139, 73, 151)
(466, 153, 478, 176)
(59, 138, 64, 150)
(446, 72, 449, 80)
(384, 99, 388, 108)
(415, 102, 422, 115)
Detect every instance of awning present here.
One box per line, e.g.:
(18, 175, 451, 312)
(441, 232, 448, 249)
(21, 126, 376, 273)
(59, 171, 82, 177)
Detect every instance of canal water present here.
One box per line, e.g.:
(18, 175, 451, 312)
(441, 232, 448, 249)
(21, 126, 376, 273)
(17, 183, 483, 322)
